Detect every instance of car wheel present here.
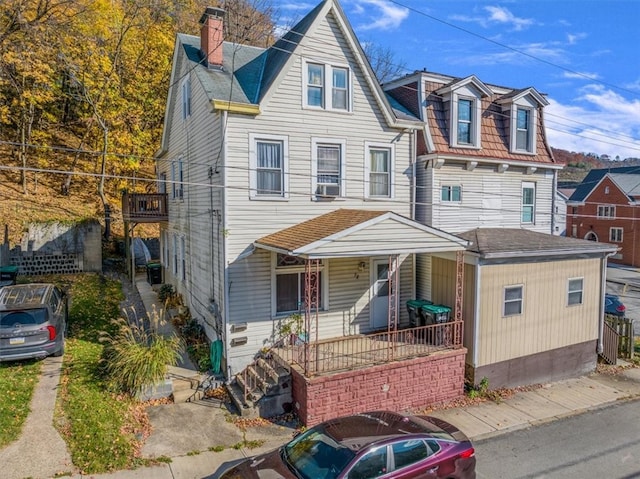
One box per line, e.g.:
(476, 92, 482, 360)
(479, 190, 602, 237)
(52, 333, 65, 357)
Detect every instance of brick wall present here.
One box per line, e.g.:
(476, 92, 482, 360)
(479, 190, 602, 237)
(291, 349, 466, 427)
(567, 176, 638, 266)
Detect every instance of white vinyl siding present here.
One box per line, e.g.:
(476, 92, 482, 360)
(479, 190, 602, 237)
(424, 162, 553, 233)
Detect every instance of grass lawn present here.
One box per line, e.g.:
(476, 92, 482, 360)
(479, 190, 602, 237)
(0, 360, 41, 448)
(55, 273, 152, 474)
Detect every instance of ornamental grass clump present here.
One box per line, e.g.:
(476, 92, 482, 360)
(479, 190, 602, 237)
(100, 305, 184, 396)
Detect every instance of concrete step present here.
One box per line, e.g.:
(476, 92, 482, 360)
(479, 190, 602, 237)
(173, 386, 204, 403)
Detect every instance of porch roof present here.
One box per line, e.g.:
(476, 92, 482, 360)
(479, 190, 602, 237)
(254, 209, 469, 259)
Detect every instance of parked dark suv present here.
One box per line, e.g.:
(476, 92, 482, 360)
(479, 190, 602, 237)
(0, 283, 67, 362)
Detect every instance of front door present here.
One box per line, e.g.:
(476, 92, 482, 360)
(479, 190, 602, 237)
(371, 259, 389, 329)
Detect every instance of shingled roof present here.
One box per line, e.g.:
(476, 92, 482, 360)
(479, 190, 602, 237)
(458, 228, 617, 258)
(568, 166, 640, 203)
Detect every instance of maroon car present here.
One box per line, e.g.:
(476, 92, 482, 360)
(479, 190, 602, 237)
(218, 411, 475, 479)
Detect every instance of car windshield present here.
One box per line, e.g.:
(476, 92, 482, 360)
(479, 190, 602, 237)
(0, 308, 48, 328)
(284, 426, 356, 479)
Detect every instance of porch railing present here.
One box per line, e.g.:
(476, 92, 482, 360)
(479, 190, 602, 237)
(274, 321, 464, 377)
(121, 193, 168, 222)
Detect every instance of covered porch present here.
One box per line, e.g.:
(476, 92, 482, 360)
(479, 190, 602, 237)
(232, 209, 470, 424)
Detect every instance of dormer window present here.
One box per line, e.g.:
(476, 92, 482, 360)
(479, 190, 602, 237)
(498, 87, 549, 155)
(304, 60, 351, 112)
(457, 99, 473, 144)
(436, 76, 491, 149)
(516, 108, 531, 151)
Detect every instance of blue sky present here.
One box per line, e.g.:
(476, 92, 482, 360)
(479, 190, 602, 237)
(279, 0, 640, 160)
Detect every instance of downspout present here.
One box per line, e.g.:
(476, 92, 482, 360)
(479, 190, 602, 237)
(551, 170, 557, 235)
(598, 251, 617, 354)
(410, 129, 416, 220)
(221, 109, 231, 378)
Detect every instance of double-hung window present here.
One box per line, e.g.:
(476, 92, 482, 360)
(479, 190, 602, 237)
(597, 205, 615, 218)
(181, 77, 191, 120)
(610, 227, 623, 242)
(441, 185, 462, 202)
(522, 182, 535, 223)
(171, 158, 184, 200)
(250, 134, 289, 199)
(567, 278, 583, 306)
(504, 285, 523, 316)
(158, 172, 167, 194)
(275, 254, 324, 314)
(516, 108, 531, 151)
(457, 98, 473, 145)
(365, 144, 393, 199)
(305, 61, 350, 111)
(172, 234, 178, 276)
(180, 236, 186, 281)
(312, 138, 345, 198)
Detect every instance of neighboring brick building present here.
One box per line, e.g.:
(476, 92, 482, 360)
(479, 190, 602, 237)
(566, 166, 640, 265)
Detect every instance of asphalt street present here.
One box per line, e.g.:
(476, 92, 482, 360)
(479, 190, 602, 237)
(474, 398, 640, 479)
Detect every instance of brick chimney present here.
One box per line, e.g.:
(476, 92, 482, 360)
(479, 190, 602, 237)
(200, 7, 225, 69)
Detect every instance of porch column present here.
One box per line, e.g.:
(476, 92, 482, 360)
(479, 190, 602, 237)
(454, 250, 464, 321)
(304, 258, 321, 376)
(388, 255, 399, 361)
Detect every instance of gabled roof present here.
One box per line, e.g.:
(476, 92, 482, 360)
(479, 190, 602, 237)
(568, 166, 640, 203)
(435, 75, 492, 97)
(496, 87, 549, 107)
(459, 228, 617, 259)
(170, 0, 419, 125)
(254, 209, 468, 259)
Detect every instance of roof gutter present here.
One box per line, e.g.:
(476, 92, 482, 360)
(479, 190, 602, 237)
(480, 247, 618, 260)
(419, 153, 564, 171)
(212, 100, 260, 115)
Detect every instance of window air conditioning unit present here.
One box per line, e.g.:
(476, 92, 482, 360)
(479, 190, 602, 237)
(316, 184, 340, 198)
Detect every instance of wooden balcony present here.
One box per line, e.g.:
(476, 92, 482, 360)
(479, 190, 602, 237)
(121, 193, 168, 223)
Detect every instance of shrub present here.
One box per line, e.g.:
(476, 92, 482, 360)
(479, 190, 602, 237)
(100, 306, 184, 396)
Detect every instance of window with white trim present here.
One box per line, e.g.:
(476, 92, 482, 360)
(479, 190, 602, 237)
(250, 134, 289, 199)
(304, 61, 351, 111)
(275, 254, 324, 314)
(522, 182, 535, 223)
(515, 108, 531, 151)
(441, 185, 462, 202)
(504, 285, 523, 316)
(181, 77, 191, 120)
(158, 172, 167, 194)
(597, 205, 615, 218)
(610, 227, 623, 243)
(567, 277, 583, 306)
(172, 234, 178, 276)
(312, 139, 345, 198)
(364, 143, 393, 199)
(171, 158, 183, 200)
(457, 98, 473, 145)
(180, 236, 186, 281)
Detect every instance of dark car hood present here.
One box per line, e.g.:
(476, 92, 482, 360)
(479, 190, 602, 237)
(222, 448, 295, 479)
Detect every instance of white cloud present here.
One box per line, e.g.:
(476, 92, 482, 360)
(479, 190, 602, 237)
(566, 32, 587, 45)
(484, 6, 534, 31)
(450, 6, 534, 31)
(562, 71, 601, 81)
(348, 0, 409, 31)
(545, 87, 640, 159)
(453, 41, 566, 67)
